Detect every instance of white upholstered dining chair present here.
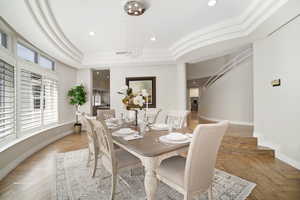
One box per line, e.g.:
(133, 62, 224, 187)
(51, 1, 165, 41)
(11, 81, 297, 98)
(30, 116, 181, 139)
(144, 108, 162, 125)
(165, 110, 190, 129)
(81, 114, 99, 177)
(97, 109, 116, 120)
(157, 121, 229, 200)
(89, 118, 141, 200)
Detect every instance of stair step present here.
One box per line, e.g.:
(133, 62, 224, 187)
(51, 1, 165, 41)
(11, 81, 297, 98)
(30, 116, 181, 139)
(219, 145, 275, 157)
(221, 136, 258, 149)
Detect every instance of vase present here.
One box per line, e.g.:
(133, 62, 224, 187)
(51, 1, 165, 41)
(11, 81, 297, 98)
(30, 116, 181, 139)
(126, 106, 139, 127)
(133, 109, 138, 126)
(74, 123, 82, 134)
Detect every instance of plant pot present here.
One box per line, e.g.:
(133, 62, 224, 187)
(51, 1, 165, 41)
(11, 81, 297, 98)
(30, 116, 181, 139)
(74, 123, 82, 134)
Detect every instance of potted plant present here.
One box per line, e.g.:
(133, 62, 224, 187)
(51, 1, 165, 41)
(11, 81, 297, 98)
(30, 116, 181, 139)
(68, 84, 87, 134)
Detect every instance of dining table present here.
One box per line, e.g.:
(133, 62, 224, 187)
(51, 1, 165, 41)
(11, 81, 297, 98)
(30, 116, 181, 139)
(112, 126, 193, 200)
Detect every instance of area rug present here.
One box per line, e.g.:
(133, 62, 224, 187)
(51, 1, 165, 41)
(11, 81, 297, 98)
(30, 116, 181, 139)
(52, 149, 256, 200)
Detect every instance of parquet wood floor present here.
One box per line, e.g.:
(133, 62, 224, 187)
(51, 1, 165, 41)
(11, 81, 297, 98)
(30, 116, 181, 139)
(0, 115, 299, 200)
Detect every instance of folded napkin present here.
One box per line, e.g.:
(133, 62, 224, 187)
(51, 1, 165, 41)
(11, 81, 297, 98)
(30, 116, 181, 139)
(123, 134, 143, 141)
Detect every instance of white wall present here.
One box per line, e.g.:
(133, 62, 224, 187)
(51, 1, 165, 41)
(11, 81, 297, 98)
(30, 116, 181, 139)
(187, 56, 230, 80)
(199, 57, 253, 125)
(76, 69, 93, 114)
(110, 65, 180, 121)
(253, 16, 300, 169)
(57, 61, 77, 123)
(176, 63, 187, 110)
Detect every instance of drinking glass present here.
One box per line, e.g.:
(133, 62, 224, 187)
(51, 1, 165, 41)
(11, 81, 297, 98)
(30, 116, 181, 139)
(168, 121, 174, 133)
(139, 122, 147, 135)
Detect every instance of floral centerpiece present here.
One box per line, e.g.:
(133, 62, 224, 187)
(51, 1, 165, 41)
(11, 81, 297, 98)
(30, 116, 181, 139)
(118, 86, 149, 126)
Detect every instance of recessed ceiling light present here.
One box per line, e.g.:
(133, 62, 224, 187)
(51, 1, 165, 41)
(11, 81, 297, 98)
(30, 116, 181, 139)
(208, 0, 217, 7)
(89, 31, 95, 36)
(150, 36, 156, 41)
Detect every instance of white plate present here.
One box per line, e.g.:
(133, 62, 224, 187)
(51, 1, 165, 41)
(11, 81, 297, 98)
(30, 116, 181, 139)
(159, 135, 190, 144)
(151, 123, 169, 130)
(116, 128, 135, 135)
(165, 133, 188, 141)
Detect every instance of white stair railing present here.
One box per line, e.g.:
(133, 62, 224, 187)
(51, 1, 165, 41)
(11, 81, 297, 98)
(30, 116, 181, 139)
(203, 48, 253, 90)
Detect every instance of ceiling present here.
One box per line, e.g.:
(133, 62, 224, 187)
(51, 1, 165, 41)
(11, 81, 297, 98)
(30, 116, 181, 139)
(0, 0, 288, 68)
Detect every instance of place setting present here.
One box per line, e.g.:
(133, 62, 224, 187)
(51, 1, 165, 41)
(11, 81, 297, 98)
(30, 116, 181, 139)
(159, 132, 192, 144)
(112, 128, 143, 141)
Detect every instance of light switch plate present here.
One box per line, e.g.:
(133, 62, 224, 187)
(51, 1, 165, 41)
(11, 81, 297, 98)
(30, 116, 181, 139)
(271, 79, 281, 87)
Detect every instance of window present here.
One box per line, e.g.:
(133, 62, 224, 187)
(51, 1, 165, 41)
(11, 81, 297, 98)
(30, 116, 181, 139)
(0, 32, 8, 48)
(17, 43, 37, 63)
(0, 59, 15, 143)
(0, 25, 59, 146)
(43, 78, 58, 125)
(20, 69, 42, 131)
(39, 55, 54, 70)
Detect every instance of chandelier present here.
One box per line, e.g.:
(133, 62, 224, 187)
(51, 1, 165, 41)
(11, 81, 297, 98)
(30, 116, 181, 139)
(123, 0, 147, 16)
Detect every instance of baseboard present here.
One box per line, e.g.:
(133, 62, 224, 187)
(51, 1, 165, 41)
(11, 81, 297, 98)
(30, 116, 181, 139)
(254, 132, 300, 170)
(199, 115, 254, 126)
(0, 130, 73, 181)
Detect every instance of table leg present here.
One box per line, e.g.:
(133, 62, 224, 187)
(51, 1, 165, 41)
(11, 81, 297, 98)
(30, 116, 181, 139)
(143, 158, 158, 200)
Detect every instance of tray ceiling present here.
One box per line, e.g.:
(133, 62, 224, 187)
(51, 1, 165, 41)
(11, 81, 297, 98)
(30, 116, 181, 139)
(0, 0, 288, 68)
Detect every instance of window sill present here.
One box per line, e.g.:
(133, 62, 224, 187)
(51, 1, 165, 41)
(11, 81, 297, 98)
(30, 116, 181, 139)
(0, 121, 75, 153)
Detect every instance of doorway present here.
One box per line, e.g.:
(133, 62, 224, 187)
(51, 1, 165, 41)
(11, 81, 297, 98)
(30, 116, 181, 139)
(189, 88, 200, 112)
(92, 70, 110, 115)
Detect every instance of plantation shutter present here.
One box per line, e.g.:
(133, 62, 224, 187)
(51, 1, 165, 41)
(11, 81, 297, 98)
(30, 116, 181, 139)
(20, 69, 42, 131)
(43, 78, 58, 125)
(0, 59, 15, 141)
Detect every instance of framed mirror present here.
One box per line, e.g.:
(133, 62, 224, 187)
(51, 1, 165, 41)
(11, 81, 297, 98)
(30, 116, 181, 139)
(126, 76, 156, 108)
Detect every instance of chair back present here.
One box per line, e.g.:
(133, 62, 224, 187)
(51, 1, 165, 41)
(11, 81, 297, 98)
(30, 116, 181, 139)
(97, 109, 116, 120)
(145, 108, 162, 124)
(81, 114, 98, 155)
(184, 121, 229, 192)
(89, 118, 117, 172)
(165, 110, 190, 129)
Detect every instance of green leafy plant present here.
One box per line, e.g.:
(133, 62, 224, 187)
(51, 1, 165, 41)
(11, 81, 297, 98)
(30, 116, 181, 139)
(67, 84, 87, 124)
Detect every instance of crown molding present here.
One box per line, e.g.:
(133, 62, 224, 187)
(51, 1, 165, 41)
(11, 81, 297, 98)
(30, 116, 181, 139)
(24, 0, 83, 63)
(82, 49, 175, 67)
(43, 0, 82, 57)
(170, 0, 288, 59)
(20, 0, 288, 68)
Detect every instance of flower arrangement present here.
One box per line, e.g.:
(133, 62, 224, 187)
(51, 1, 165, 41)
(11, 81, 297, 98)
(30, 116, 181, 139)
(118, 86, 149, 110)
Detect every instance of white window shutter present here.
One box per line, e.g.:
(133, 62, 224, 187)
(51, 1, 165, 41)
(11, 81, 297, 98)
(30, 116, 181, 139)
(43, 78, 58, 125)
(20, 69, 42, 131)
(0, 59, 16, 142)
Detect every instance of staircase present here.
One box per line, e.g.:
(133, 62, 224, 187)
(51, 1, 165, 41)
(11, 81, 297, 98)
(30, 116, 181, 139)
(191, 48, 275, 158)
(220, 136, 275, 158)
(202, 47, 253, 90)
(197, 116, 275, 158)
